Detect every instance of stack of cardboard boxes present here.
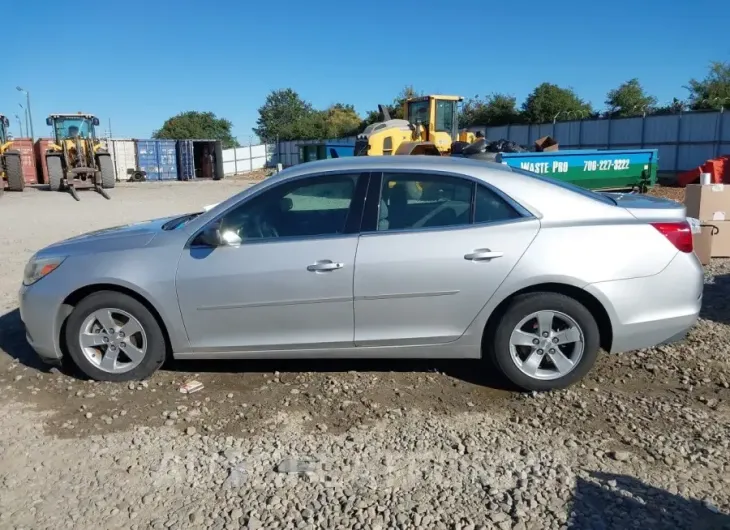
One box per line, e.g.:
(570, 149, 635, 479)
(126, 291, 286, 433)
(685, 183, 730, 264)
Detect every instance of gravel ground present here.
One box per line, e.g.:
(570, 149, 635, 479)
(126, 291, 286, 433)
(0, 182, 729, 530)
(647, 184, 686, 203)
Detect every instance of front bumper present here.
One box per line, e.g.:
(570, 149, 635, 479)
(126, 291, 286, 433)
(19, 283, 66, 363)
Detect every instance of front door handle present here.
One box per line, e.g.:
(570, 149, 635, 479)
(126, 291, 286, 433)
(464, 249, 504, 261)
(307, 260, 344, 272)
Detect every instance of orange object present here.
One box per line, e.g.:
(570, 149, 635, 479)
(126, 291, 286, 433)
(33, 138, 54, 184)
(679, 155, 730, 187)
(3, 138, 37, 186)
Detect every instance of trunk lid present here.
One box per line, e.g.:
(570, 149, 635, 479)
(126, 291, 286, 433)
(605, 192, 686, 221)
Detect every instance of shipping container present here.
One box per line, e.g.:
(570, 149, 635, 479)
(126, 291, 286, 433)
(135, 139, 178, 181)
(106, 138, 137, 182)
(33, 138, 54, 184)
(136, 140, 161, 181)
(176, 139, 223, 180)
(4, 138, 37, 186)
(158, 139, 178, 181)
(495, 148, 658, 191)
(299, 142, 354, 163)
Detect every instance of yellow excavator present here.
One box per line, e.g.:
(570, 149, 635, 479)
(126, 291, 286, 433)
(0, 114, 25, 195)
(354, 95, 476, 157)
(44, 113, 115, 200)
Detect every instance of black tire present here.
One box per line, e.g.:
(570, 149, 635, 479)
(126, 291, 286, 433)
(131, 171, 146, 182)
(489, 292, 600, 392)
(98, 154, 115, 189)
(4, 151, 25, 191)
(47, 154, 63, 191)
(65, 291, 166, 382)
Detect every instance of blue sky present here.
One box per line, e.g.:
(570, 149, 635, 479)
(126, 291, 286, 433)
(5, 0, 727, 142)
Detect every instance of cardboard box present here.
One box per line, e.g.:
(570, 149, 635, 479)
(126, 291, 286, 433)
(684, 183, 730, 221)
(710, 221, 730, 257)
(693, 221, 730, 261)
(693, 225, 714, 265)
(534, 136, 559, 152)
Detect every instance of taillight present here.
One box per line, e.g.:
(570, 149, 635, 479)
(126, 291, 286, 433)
(651, 221, 693, 253)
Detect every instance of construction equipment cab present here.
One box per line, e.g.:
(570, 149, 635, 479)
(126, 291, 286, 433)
(45, 113, 115, 200)
(0, 115, 25, 193)
(354, 95, 475, 157)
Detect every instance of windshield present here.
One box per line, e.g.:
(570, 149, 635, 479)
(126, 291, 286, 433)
(509, 166, 617, 205)
(54, 118, 94, 139)
(407, 100, 429, 125)
(162, 212, 203, 230)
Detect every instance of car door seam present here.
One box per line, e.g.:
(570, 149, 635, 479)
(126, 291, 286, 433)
(355, 290, 460, 301)
(460, 220, 543, 337)
(197, 296, 352, 311)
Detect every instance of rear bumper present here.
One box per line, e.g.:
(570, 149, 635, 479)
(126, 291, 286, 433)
(585, 252, 703, 354)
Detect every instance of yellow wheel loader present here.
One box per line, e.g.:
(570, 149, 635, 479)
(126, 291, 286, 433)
(44, 113, 114, 201)
(354, 95, 476, 157)
(354, 95, 477, 199)
(0, 114, 25, 195)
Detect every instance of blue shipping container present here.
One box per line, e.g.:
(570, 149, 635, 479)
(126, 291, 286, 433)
(136, 140, 160, 181)
(177, 140, 195, 181)
(158, 140, 178, 181)
(135, 139, 178, 181)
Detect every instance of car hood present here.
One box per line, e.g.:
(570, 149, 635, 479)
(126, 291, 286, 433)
(36, 215, 179, 257)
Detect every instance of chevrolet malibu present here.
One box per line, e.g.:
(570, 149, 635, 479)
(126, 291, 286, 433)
(19, 156, 703, 391)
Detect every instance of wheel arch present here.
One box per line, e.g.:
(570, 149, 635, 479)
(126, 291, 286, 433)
(59, 283, 173, 359)
(482, 282, 613, 353)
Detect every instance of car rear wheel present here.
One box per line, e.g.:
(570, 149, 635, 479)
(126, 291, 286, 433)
(489, 292, 600, 391)
(65, 291, 166, 381)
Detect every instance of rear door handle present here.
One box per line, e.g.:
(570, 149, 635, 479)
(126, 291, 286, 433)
(307, 260, 344, 272)
(464, 249, 504, 261)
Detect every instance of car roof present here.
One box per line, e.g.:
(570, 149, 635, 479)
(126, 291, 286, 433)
(276, 155, 514, 181)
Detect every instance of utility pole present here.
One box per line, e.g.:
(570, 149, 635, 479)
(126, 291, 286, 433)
(16, 86, 34, 141)
(19, 103, 29, 139)
(14, 114, 24, 137)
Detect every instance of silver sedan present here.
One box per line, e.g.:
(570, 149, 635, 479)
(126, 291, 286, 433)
(19, 156, 703, 391)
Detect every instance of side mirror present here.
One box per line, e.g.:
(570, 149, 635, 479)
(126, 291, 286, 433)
(198, 224, 241, 247)
(46, 117, 52, 126)
(92, 117, 100, 126)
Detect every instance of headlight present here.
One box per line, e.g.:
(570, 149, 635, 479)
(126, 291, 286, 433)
(23, 256, 66, 286)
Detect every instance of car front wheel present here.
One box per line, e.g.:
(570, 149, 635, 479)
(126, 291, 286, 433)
(65, 291, 166, 381)
(490, 292, 600, 391)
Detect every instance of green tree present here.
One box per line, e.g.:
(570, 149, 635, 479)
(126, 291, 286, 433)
(605, 78, 657, 117)
(460, 93, 522, 127)
(253, 88, 313, 141)
(653, 97, 686, 115)
(323, 103, 361, 137)
(686, 61, 730, 110)
(290, 111, 329, 140)
(360, 85, 423, 130)
(390, 85, 421, 119)
(522, 83, 592, 123)
(153, 111, 238, 148)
